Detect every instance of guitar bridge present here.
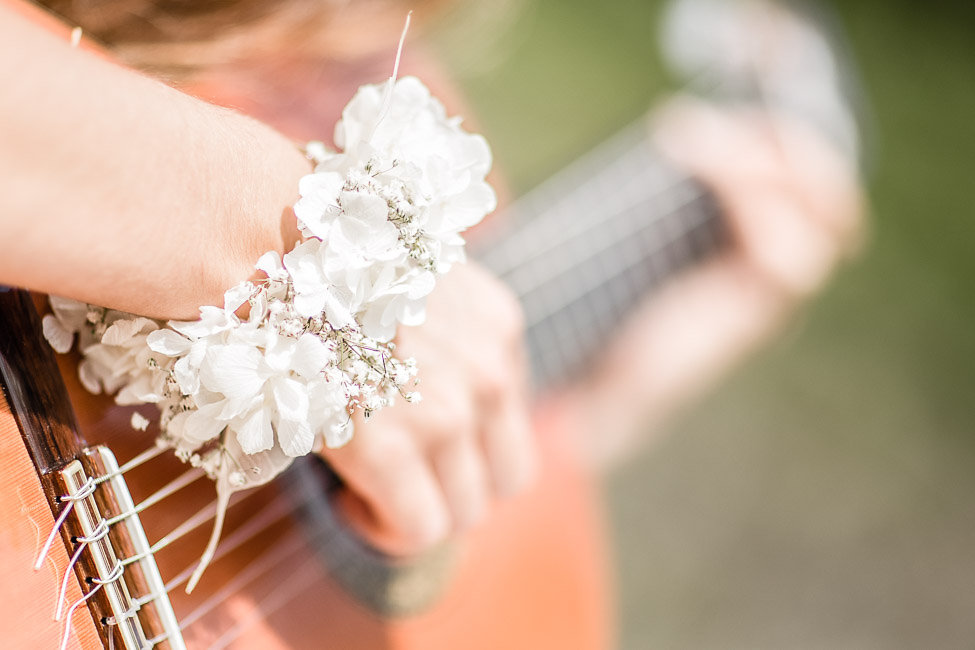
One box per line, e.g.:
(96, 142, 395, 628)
(56, 446, 185, 650)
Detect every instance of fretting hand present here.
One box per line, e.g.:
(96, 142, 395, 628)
(549, 99, 864, 469)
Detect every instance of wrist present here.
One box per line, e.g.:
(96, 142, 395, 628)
(195, 114, 311, 318)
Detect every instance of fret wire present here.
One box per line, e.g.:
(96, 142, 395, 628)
(482, 158, 681, 281)
(519, 187, 706, 330)
(105, 467, 206, 527)
(529, 207, 713, 335)
(504, 184, 698, 305)
(526, 197, 722, 383)
(475, 123, 673, 275)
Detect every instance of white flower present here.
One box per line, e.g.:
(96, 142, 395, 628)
(130, 412, 150, 432)
(43, 75, 491, 585)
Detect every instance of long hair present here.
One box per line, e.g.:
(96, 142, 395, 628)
(36, 0, 431, 77)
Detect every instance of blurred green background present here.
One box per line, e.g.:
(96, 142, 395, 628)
(435, 0, 975, 647)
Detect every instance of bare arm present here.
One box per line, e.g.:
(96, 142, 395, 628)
(0, 6, 308, 319)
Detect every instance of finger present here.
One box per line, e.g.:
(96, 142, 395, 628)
(324, 426, 450, 556)
(726, 185, 839, 297)
(770, 115, 865, 250)
(481, 381, 536, 498)
(432, 438, 490, 531)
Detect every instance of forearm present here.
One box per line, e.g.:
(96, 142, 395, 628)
(0, 6, 309, 319)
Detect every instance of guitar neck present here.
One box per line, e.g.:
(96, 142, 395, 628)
(473, 121, 727, 388)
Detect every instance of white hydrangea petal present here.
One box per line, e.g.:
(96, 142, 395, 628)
(406, 270, 436, 300)
(272, 377, 309, 422)
(235, 408, 274, 455)
(277, 418, 314, 457)
(102, 318, 157, 346)
(223, 283, 254, 314)
(130, 412, 150, 431)
(170, 306, 233, 338)
(223, 432, 294, 488)
(48, 295, 88, 329)
(173, 356, 200, 396)
(295, 173, 344, 238)
(292, 334, 332, 379)
(293, 291, 328, 319)
(263, 335, 296, 373)
(183, 401, 228, 444)
(42, 314, 75, 354)
(218, 393, 262, 421)
(77, 359, 103, 394)
(255, 251, 287, 280)
(360, 302, 398, 342)
(199, 345, 265, 398)
(146, 329, 192, 357)
(398, 298, 428, 328)
(448, 182, 498, 228)
(188, 339, 208, 367)
(320, 288, 356, 330)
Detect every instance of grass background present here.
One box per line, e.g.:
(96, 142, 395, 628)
(435, 0, 975, 647)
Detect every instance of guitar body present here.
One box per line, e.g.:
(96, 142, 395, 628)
(67, 349, 612, 650)
(0, 288, 611, 649)
(0, 387, 100, 650)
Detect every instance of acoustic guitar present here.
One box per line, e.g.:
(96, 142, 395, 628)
(0, 2, 727, 649)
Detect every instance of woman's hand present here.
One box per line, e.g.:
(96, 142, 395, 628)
(549, 99, 865, 469)
(321, 261, 537, 556)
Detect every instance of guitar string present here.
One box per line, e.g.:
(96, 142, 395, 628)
(511, 181, 708, 327)
(94, 444, 167, 486)
(475, 132, 678, 278)
(506, 177, 719, 385)
(34, 444, 178, 574)
(472, 121, 661, 267)
(501, 178, 694, 302)
(173, 529, 311, 641)
(526, 203, 720, 384)
(144, 500, 317, 646)
(140, 489, 304, 606)
(46, 439, 307, 646)
(526, 193, 717, 341)
(119, 488, 260, 569)
(105, 467, 206, 527)
(206, 554, 325, 650)
(33, 475, 96, 571)
(55, 517, 111, 621)
(59, 560, 125, 650)
(59, 578, 107, 650)
(480, 164, 680, 283)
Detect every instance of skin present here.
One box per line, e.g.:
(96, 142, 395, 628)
(549, 99, 864, 469)
(0, 6, 308, 320)
(0, 3, 863, 558)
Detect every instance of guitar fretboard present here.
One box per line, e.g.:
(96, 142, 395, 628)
(473, 121, 726, 388)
